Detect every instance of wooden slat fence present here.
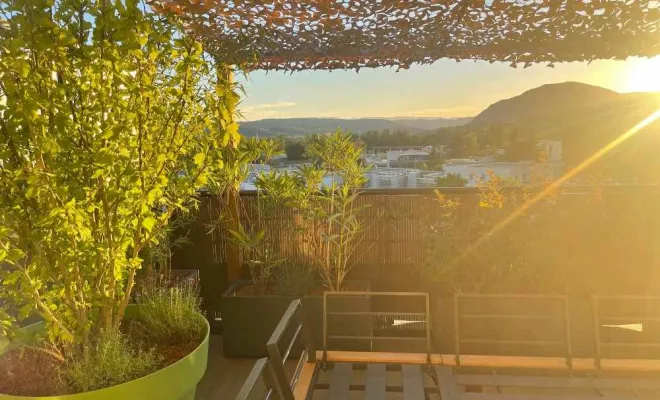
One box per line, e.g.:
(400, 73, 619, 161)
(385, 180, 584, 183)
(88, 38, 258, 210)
(171, 186, 660, 313)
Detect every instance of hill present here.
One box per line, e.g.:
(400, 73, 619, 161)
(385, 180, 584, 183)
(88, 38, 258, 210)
(470, 82, 660, 135)
(470, 82, 622, 126)
(239, 117, 471, 137)
(471, 82, 660, 182)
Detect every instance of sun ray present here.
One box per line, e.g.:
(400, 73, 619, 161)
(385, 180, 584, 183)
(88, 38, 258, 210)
(455, 107, 660, 263)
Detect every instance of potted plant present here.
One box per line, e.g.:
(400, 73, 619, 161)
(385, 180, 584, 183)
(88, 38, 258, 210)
(220, 131, 375, 357)
(0, 0, 237, 396)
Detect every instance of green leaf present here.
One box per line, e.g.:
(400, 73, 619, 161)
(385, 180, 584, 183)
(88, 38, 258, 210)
(193, 152, 205, 166)
(3, 270, 22, 285)
(143, 217, 156, 233)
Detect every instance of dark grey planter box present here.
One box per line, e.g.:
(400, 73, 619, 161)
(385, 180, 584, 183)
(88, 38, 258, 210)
(221, 280, 371, 358)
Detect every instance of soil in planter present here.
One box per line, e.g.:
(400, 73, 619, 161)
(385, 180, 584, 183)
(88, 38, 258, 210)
(0, 324, 203, 397)
(122, 318, 202, 367)
(0, 348, 69, 396)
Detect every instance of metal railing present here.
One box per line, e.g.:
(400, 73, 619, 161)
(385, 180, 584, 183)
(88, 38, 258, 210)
(235, 358, 284, 400)
(453, 293, 573, 369)
(265, 299, 315, 400)
(322, 291, 431, 363)
(592, 295, 660, 370)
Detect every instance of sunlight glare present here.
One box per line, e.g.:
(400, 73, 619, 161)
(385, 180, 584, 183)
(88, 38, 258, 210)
(624, 57, 660, 92)
(456, 107, 660, 263)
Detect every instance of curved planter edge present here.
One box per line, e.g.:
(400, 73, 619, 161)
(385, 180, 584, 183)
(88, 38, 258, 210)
(0, 309, 210, 400)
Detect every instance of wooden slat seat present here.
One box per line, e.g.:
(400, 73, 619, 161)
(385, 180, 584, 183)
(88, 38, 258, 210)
(328, 363, 352, 400)
(454, 373, 660, 390)
(320, 350, 660, 374)
(365, 363, 386, 400)
(292, 363, 317, 400)
(444, 355, 582, 370)
(321, 350, 435, 365)
(436, 367, 461, 400)
(402, 364, 426, 400)
(600, 358, 660, 372)
(435, 366, 660, 400)
(461, 394, 646, 400)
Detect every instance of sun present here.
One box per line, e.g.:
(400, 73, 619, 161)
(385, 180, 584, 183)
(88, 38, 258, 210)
(623, 56, 660, 93)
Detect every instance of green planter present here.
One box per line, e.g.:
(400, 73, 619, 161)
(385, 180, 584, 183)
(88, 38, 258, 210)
(0, 307, 209, 400)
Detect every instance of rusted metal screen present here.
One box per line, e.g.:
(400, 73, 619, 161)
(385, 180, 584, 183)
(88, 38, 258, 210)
(151, 0, 660, 71)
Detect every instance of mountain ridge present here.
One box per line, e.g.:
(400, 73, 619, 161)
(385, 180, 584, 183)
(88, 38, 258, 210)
(470, 82, 659, 127)
(239, 117, 472, 137)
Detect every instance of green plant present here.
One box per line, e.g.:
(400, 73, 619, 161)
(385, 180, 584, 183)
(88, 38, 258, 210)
(226, 226, 284, 295)
(134, 280, 205, 346)
(62, 331, 160, 393)
(253, 130, 379, 291)
(206, 137, 281, 287)
(304, 130, 374, 291)
(0, 0, 236, 360)
(435, 173, 468, 187)
(274, 263, 317, 297)
(420, 170, 561, 293)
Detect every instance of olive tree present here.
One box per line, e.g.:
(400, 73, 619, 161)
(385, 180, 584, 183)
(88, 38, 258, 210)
(0, 0, 238, 357)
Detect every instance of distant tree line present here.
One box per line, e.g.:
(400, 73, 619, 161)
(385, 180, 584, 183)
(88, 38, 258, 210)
(259, 118, 660, 184)
(361, 124, 540, 161)
(274, 124, 540, 163)
(435, 173, 468, 187)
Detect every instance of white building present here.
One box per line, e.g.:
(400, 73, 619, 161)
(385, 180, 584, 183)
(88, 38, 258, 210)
(538, 140, 563, 163)
(443, 160, 536, 186)
(365, 168, 410, 188)
(385, 149, 431, 167)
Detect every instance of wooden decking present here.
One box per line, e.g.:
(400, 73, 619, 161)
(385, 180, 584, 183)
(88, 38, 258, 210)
(195, 335, 260, 400)
(196, 338, 660, 400)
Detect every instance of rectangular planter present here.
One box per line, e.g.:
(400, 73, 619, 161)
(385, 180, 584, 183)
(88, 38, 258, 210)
(221, 280, 370, 358)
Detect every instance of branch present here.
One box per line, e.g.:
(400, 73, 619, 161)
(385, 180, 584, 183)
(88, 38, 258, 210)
(17, 343, 65, 363)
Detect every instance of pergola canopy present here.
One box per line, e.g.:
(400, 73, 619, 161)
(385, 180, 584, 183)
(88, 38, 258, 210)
(152, 0, 660, 71)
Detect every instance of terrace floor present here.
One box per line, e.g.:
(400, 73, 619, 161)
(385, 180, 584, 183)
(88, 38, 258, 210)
(195, 335, 257, 400)
(195, 336, 660, 399)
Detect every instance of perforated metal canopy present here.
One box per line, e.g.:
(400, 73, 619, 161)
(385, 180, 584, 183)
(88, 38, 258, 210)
(151, 0, 660, 71)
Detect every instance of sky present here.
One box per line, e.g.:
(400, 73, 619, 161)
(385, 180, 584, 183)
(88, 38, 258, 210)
(237, 56, 660, 121)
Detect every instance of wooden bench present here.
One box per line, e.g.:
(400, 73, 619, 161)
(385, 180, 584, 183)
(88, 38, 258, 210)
(435, 365, 660, 400)
(237, 294, 660, 399)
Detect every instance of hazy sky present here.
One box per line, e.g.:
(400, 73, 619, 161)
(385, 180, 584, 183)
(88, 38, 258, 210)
(237, 56, 660, 121)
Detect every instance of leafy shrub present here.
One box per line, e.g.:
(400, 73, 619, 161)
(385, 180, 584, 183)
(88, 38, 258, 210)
(134, 281, 206, 347)
(435, 173, 468, 187)
(274, 263, 318, 297)
(419, 170, 558, 293)
(0, 0, 237, 358)
(62, 332, 160, 393)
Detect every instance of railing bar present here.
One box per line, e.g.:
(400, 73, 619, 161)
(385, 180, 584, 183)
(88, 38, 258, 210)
(290, 349, 308, 389)
(594, 296, 660, 300)
(281, 323, 303, 364)
(328, 311, 426, 317)
(600, 342, 660, 347)
(460, 314, 562, 320)
(456, 294, 568, 300)
(327, 335, 428, 341)
(459, 339, 565, 346)
(235, 358, 269, 400)
(600, 317, 660, 322)
(268, 300, 300, 347)
(325, 291, 428, 297)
